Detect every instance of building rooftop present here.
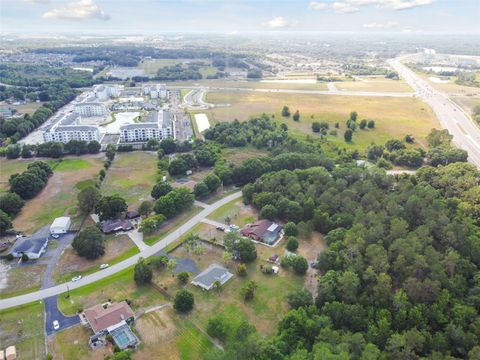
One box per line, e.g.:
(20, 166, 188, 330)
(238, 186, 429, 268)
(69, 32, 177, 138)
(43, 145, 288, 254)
(191, 264, 233, 290)
(100, 219, 133, 233)
(51, 216, 71, 228)
(55, 125, 99, 132)
(84, 301, 135, 334)
(11, 236, 48, 255)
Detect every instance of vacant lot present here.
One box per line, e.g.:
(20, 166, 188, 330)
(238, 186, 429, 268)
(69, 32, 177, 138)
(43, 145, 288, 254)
(0, 102, 44, 116)
(222, 146, 268, 164)
(12, 156, 104, 233)
(207, 198, 257, 228)
(0, 302, 45, 360)
(48, 325, 111, 360)
(169, 79, 329, 91)
(0, 263, 45, 298)
(205, 91, 439, 149)
(452, 95, 480, 116)
(135, 307, 213, 360)
(102, 152, 158, 209)
(54, 234, 139, 283)
(0, 158, 35, 191)
(335, 78, 412, 92)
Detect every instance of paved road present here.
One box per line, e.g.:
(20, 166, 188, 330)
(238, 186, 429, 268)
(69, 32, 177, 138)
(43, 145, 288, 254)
(0, 191, 242, 310)
(44, 295, 80, 336)
(388, 56, 480, 168)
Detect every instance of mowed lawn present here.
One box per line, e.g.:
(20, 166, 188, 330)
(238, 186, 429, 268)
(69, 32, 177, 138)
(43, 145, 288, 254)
(0, 302, 45, 360)
(335, 78, 412, 92)
(0, 158, 36, 191)
(101, 152, 158, 209)
(205, 91, 439, 149)
(12, 156, 104, 233)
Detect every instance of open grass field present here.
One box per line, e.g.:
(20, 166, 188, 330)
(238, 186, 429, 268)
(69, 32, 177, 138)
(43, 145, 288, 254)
(0, 158, 36, 191)
(139, 58, 211, 75)
(48, 325, 111, 360)
(335, 78, 412, 92)
(170, 79, 329, 91)
(0, 102, 44, 116)
(452, 95, 480, 116)
(58, 267, 166, 316)
(54, 234, 139, 283)
(222, 146, 268, 164)
(416, 72, 480, 95)
(0, 302, 45, 360)
(102, 152, 158, 209)
(135, 307, 214, 360)
(205, 91, 439, 150)
(11, 156, 104, 233)
(207, 198, 257, 228)
(0, 264, 45, 299)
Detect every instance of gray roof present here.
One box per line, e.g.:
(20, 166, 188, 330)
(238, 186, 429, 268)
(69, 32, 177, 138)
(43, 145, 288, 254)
(158, 110, 172, 129)
(12, 236, 48, 255)
(191, 264, 233, 290)
(120, 123, 158, 130)
(55, 125, 99, 132)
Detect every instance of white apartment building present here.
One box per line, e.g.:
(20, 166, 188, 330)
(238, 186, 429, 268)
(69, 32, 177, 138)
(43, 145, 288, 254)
(120, 110, 173, 143)
(74, 102, 107, 117)
(43, 125, 100, 143)
(93, 84, 124, 100)
(142, 84, 167, 99)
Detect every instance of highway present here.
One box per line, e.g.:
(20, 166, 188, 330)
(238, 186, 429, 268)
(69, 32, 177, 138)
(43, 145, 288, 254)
(388, 56, 480, 168)
(0, 191, 242, 310)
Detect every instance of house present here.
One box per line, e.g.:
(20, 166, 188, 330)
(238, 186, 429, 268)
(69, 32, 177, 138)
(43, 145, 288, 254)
(126, 210, 140, 219)
(191, 264, 233, 291)
(10, 236, 48, 259)
(82, 301, 139, 350)
(50, 216, 71, 234)
(241, 220, 282, 245)
(100, 219, 133, 234)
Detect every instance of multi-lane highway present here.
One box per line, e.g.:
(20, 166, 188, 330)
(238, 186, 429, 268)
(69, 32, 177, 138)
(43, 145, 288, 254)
(388, 56, 480, 168)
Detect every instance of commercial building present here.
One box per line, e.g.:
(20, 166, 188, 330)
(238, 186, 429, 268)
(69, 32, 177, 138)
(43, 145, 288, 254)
(119, 110, 173, 143)
(50, 216, 71, 234)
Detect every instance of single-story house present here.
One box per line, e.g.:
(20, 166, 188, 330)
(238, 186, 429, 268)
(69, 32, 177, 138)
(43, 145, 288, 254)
(50, 216, 71, 234)
(82, 301, 139, 350)
(126, 210, 140, 219)
(191, 264, 233, 291)
(10, 236, 48, 259)
(241, 220, 282, 245)
(100, 219, 133, 234)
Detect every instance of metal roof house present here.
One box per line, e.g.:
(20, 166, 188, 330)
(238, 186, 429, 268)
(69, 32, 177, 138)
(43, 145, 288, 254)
(50, 216, 71, 234)
(10, 235, 48, 259)
(191, 264, 234, 291)
(241, 220, 282, 245)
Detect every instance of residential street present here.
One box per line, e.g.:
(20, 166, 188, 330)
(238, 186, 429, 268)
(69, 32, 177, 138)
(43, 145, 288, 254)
(0, 191, 242, 310)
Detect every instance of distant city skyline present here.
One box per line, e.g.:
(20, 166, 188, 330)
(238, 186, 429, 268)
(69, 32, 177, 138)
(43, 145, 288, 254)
(0, 0, 479, 35)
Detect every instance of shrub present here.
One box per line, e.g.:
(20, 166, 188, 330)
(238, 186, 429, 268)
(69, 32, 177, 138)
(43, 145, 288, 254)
(286, 236, 299, 252)
(174, 289, 194, 312)
(284, 222, 298, 237)
(177, 271, 190, 284)
(236, 263, 247, 276)
(134, 258, 152, 285)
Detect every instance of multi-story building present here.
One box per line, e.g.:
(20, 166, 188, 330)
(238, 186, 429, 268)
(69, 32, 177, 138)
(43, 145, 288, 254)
(142, 84, 167, 99)
(74, 102, 107, 117)
(119, 110, 173, 143)
(93, 84, 123, 100)
(43, 112, 101, 143)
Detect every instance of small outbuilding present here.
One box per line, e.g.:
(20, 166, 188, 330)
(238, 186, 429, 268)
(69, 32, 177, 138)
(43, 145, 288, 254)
(50, 216, 71, 234)
(191, 264, 233, 291)
(5, 345, 16, 360)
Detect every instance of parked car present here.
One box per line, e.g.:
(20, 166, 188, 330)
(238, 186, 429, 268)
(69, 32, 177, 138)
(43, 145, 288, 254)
(99, 264, 109, 269)
(53, 320, 60, 330)
(15, 234, 24, 239)
(230, 224, 239, 230)
(51, 233, 59, 239)
(215, 226, 224, 231)
(71, 275, 82, 282)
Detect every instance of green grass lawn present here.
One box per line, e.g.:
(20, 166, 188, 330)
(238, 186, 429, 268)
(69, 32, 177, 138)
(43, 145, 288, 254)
(0, 158, 35, 191)
(102, 152, 159, 209)
(0, 302, 45, 360)
(144, 205, 203, 246)
(207, 198, 256, 228)
(205, 91, 439, 151)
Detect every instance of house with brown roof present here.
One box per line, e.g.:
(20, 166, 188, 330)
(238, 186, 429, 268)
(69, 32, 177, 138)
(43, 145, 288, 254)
(82, 301, 139, 350)
(241, 220, 282, 245)
(100, 219, 133, 234)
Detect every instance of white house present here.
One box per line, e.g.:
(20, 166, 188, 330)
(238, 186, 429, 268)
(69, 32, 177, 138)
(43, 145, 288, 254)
(10, 236, 49, 259)
(50, 216, 71, 234)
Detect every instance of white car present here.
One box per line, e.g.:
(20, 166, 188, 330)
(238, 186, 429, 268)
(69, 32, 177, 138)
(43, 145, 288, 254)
(51, 233, 59, 239)
(99, 263, 109, 269)
(53, 320, 60, 330)
(71, 275, 82, 282)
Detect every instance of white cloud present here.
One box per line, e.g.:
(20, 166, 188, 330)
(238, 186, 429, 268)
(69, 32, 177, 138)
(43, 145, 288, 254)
(42, 0, 110, 21)
(363, 21, 398, 28)
(265, 16, 289, 28)
(308, 1, 328, 10)
(25, 0, 52, 3)
(332, 2, 359, 13)
(309, 0, 436, 13)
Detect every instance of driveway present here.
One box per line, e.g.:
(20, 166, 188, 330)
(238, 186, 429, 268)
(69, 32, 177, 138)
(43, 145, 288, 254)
(41, 231, 77, 289)
(0, 191, 242, 310)
(126, 228, 148, 251)
(44, 295, 80, 336)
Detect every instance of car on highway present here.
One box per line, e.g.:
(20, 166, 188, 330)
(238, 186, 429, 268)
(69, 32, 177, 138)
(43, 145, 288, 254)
(71, 275, 82, 282)
(53, 320, 60, 330)
(99, 264, 109, 269)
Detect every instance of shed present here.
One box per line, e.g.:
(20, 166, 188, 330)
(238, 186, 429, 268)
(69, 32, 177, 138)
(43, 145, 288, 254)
(50, 217, 71, 234)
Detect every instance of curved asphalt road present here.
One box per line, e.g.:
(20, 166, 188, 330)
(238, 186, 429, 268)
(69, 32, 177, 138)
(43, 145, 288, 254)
(0, 191, 242, 310)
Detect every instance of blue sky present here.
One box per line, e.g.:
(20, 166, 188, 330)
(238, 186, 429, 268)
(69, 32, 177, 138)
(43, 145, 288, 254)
(0, 0, 478, 34)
